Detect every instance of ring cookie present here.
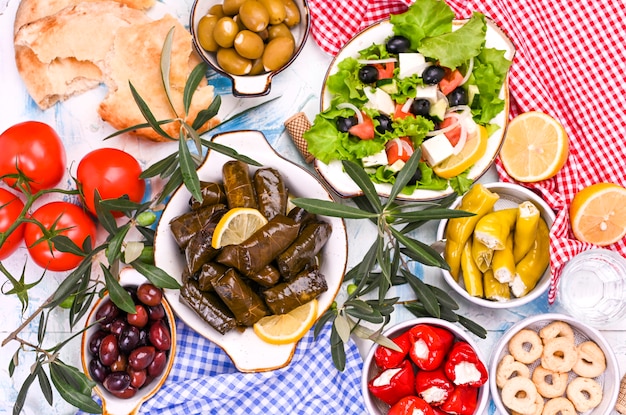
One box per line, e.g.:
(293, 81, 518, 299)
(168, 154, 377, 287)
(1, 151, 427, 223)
(573, 340, 606, 378)
(542, 397, 577, 415)
(539, 320, 575, 343)
(509, 329, 543, 364)
(566, 377, 603, 412)
(531, 365, 568, 398)
(501, 377, 539, 414)
(541, 336, 578, 372)
(512, 392, 543, 415)
(496, 354, 530, 388)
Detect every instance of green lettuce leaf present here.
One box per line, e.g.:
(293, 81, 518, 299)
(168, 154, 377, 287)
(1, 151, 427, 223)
(471, 47, 512, 124)
(326, 57, 365, 104)
(390, 0, 455, 49)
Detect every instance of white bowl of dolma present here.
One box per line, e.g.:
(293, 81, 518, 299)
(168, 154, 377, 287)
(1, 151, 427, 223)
(153, 130, 347, 372)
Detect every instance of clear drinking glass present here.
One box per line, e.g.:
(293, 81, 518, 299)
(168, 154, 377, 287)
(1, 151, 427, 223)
(558, 249, 626, 327)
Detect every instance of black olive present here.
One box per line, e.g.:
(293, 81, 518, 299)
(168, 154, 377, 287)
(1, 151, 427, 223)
(374, 114, 393, 134)
(447, 87, 469, 106)
(336, 116, 358, 133)
(422, 65, 446, 85)
(407, 167, 423, 185)
(386, 35, 410, 54)
(410, 99, 431, 116)
(358, 65, 379, 84)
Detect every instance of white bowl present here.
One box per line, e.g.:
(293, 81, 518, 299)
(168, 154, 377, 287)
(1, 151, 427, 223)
(81, 268, 177, 415)
(153, 130, 347, 372)
(489, 313, 620, 415)
(435, 182, 555, 309)
(361, 318, 490, 415)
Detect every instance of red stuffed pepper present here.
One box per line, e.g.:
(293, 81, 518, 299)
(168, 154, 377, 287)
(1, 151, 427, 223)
(443, 342, 488, 387)
(374, 330, 412, 370)
(408, 324, 455, 371)
(440, 385, 478, 415)
(388, 396, 435, 415)
(368, 359, 415, 405)
(415, 367, 454, 407)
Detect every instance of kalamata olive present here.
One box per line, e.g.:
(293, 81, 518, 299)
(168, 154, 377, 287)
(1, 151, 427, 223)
(267, 23, 293, 42)
(147, 351, 167, 378)
(336, 116, 358, 133)
(262, 36, 295, 71)
(239, 0, 270, 32)
(234, 30, 265, 60)
(149, 320, 171, 351)
(89, 330, 108, 355)
(217, 48, 252, 75)
(124, 285, 138, 302)
(213, 17, 239, 48)
(129, 368, 147, 389)
(222, 0, 246, 15)
(198, 15, 220, 52)
(127, 304, 148, 328)
(118, 326, 140, 353)
(386, 35, 410, 54)
(138, 327, 150, 347)
(358, 65, 378, 84)
(128, 346, 156, 371)
(110, 353, 128, 372)
(259, 0, 286, 25)
(374, 114, 393, 134)
(95, 299, 119, 325)
(407, 167, 423, 185)
(422, 65, 446, 85)
(109, 318, 127, 336)
(281, 0, 300, 27)
(99, 334, 119, 367)
(447, 86, 468, 106)
(103, 371, 131, 393)
(137, 283, 163, 307)
(109, 385, 138, 399)
(208, 4, 225, 18)
(89, 358, 110, 383)
(147, 304, 165, 321)
(410, 99, 431, 116)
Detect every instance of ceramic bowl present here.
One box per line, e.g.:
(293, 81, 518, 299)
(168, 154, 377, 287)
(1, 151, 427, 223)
(489, 313, 619, 415)
(189, 0, 310, 97)
(81, 268, 176, 415)
(153, 130, 347, 372)
(435, 182, 555, 309)
(361, 318, 490, 415)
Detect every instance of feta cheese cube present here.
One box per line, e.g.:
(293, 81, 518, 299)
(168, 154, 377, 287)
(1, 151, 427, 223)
(362, 150, 388, 167)
(421, 134, 454, 166)
(398, 53, 427, 78)
(414, 85, 439, 103)
(386, 159, 406, 173)
(363, 88, 395, 115)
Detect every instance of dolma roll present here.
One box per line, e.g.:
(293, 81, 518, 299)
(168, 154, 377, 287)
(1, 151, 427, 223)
(247, 264, 280, 288)
(287, 207, 318, 231)
(189, 181, 227, 211)
(212, 268, 269, 326)
(184, 208, 228, 275)
(170, 203, 227, 249)
(276, 221, 332, 280)
(198, 262, 229, 291)
(222, 160, 257, 209)
(216, 215, 300, 275)
(180, 278, 236, 335)
(263, 267, 328, 315)
(253, 168, 288, 220)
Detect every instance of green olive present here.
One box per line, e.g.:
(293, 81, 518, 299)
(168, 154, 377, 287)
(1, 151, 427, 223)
(256, 28, 269, 41)
(259, 0, 286, 25)
(262, 36, 295, 71)
(222, 0, 246, 15)
(249, 58, 266, 75)
(234, 30, 265, 60)
(233, 14, 247, 31)
(213, 17, 239, 48)
(267, 23, 293, 42)
(217, 48, 252, 75)
(197, 15, 220, 52)
(208, 4, 225, 18)
(281, 0, 300, 27)
(239, 0, 270, 32)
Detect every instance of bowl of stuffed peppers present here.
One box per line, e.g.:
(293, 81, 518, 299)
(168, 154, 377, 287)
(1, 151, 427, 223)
(435, 182, 555, 309)
(153, 130, 347, 372)
(361, 318, 490, 415)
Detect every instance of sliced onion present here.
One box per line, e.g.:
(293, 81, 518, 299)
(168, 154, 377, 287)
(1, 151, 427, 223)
(336, 102, 363, 125)
(452, 118, 468, 155)
(426, 112, 463, 137)
(401, 98, 414, 114)
(446, 105, 472, 115)
(459, 57, 474, 86)
(357, 58, 398, 65)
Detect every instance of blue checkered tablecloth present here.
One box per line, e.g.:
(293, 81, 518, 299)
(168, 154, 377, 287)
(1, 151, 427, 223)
(79, 319, 366, 415)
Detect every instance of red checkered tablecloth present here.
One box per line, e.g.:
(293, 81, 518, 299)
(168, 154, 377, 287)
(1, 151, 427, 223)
(308, 0, 626, 303)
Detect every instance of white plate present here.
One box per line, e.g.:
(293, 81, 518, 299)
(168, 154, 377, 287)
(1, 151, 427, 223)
(315, 18, 515, 201)
(153, 130, 347, 372)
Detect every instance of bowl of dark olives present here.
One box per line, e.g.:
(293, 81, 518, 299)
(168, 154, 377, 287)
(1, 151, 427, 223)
(190, 0, 310, 97)
(81, 268, 176, 415)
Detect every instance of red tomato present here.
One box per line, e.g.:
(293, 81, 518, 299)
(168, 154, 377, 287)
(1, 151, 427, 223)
(393, 103, 413, 120)
(439, 116, 462, 146)
(24, 202, 97, 271)
(77, 148, 145, 217)
(348, 114, 376, 140)
(0, 188, 25, 260)
(0, 121, 66, 192)
(439, 68, 463, 95)
(373, 62, 395, 79)
(386, 137, 414, 165)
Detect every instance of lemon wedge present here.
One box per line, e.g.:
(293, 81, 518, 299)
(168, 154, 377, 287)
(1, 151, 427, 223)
(211, 208, 268, 249)
(253, 300, 318, 345)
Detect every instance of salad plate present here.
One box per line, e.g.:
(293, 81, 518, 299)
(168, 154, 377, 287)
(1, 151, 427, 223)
(310, 7, 515, 201)
(153, 130, 347, 372)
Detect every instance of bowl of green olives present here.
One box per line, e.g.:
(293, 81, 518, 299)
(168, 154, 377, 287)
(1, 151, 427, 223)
(190, 0, 310, 97)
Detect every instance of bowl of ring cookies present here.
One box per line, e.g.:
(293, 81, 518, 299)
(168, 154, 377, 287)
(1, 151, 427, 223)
(489, 313, 620, 415)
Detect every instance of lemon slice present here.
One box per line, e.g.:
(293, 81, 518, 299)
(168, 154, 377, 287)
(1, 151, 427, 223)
(253, 299, 318, 345)
(499, 111, 569, 182)
(211, 208, 268, 249)
(570, 183, 626, 246)
(433, 125, 488, 179)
